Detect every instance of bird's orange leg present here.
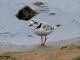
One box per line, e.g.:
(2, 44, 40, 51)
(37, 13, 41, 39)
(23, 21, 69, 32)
(41, 36, 44, 46)
(43, 36, 47, 45)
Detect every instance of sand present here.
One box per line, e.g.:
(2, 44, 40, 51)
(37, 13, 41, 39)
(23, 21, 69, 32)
(0, 45, 80, 60)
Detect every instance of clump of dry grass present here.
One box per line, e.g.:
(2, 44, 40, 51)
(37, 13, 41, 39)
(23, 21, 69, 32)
(72, 56, 80, 60)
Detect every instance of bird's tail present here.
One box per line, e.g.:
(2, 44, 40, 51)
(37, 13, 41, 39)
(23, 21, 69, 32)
(53, 24, 61, 29)
(56, 24, 61, 27)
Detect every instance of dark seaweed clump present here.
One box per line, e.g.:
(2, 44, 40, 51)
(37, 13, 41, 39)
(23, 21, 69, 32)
(16, 6, 38, 21)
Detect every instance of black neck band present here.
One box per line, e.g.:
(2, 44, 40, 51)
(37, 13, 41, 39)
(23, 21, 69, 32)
(36, 23, 42, 29)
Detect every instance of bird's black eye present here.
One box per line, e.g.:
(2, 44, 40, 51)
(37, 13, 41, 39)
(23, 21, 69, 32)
(34, 22, 38, 24)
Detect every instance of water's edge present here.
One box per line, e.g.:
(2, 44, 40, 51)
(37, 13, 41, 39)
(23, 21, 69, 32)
(0, 37, 80, 53)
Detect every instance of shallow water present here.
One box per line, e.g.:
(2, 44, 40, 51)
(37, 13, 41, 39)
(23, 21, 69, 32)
(0, 0, 80, 45)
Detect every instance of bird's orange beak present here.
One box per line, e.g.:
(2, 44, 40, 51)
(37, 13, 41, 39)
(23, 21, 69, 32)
(29, 24, 33, 26)
(29, 20, 34, 26)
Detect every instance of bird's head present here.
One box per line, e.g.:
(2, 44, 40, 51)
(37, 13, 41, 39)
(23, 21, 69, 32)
(29, 20, 40, 29)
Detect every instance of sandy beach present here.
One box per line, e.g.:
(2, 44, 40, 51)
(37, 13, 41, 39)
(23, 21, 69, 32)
(0, 45, 80, 60)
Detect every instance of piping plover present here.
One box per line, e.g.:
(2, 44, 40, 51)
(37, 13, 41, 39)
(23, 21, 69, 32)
(29, 20, 61, 46)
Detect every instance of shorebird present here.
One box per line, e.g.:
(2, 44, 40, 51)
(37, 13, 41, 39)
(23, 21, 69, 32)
(29, 20, 61, 46)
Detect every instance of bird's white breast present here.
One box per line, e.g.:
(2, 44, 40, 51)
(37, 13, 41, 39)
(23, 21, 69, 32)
(32, 23, 54, 36)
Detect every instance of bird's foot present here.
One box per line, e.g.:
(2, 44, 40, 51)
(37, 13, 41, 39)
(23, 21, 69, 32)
(41, 44, 45, 46)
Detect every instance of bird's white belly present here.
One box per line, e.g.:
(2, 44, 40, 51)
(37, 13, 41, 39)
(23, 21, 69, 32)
(33, 28, 53, 36)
